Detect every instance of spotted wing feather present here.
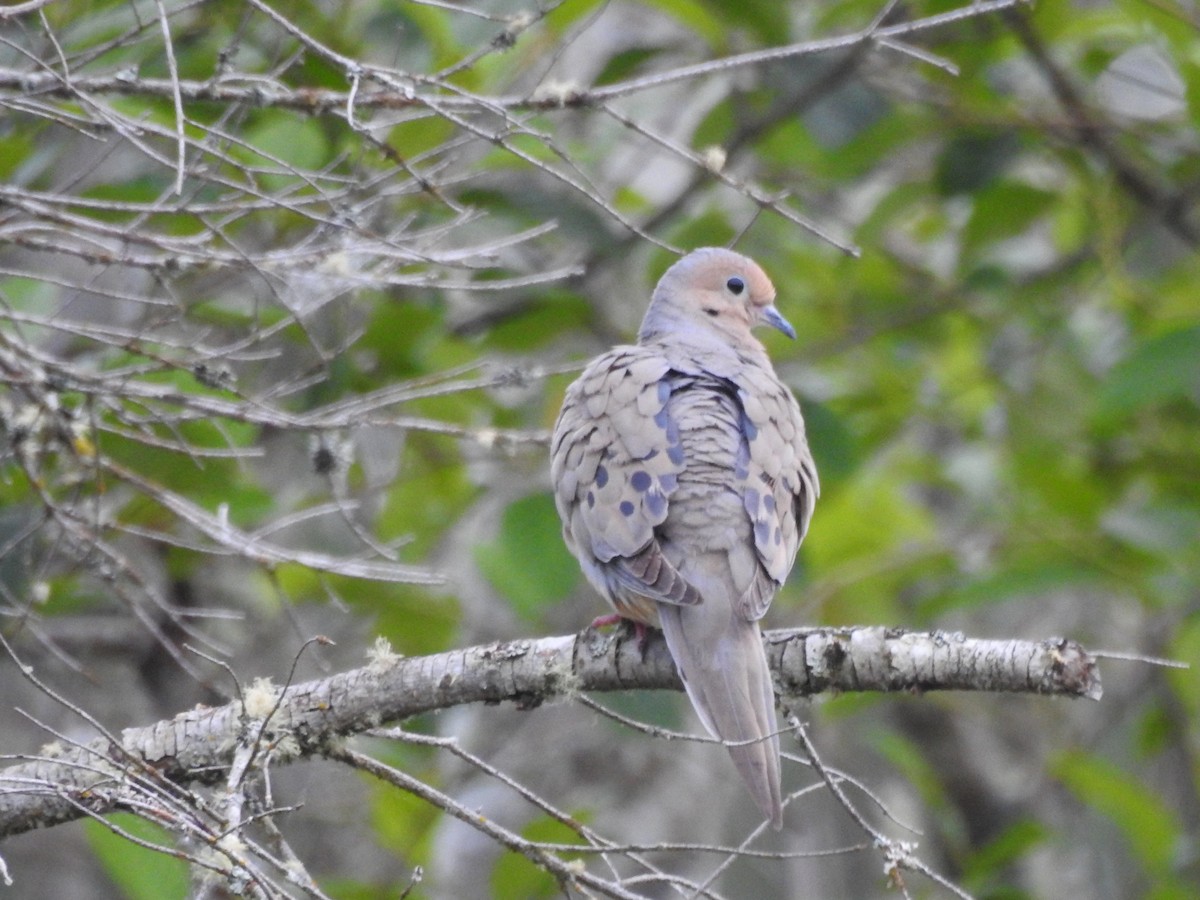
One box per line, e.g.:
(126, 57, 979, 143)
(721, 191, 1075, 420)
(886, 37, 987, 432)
(551, 346, 698, 609)
(728, 365, 819, 621)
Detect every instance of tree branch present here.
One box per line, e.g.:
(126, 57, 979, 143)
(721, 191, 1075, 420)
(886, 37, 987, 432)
(0, 0, 1026, 114)
(1002, 8, 1198, 246)
(0, 626, 1100, 840)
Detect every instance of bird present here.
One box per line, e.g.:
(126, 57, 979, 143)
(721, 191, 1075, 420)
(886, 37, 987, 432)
(550, 247, 818, 829)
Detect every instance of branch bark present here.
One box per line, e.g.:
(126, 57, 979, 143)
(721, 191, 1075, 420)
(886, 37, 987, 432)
(0, 0, 1026, 114)
(0, 626, 1101, 840)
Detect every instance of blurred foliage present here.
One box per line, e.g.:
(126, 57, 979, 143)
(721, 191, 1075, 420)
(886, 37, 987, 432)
(475, 492, 580, 620)
(84, 815, 189, 900)
(1, 0, 1198, 896)
(490, 814, 589, 898)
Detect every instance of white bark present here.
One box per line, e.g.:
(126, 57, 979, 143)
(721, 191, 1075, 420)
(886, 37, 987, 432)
(0, 626, 1100, 839)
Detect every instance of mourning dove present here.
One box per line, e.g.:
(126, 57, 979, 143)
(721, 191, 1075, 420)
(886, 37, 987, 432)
(551, 247, 818, 829)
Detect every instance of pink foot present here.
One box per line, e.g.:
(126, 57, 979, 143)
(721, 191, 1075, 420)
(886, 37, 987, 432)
(632, 621, 650, 654)
(588, 613, 624, 630)
(585, 613, 657, 659)
(587, 614, 654, 656)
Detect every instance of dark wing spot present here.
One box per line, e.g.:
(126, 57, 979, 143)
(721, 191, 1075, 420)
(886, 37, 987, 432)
(586, 491, 595, 509)
(658, 473, 678, 492)
(755, 520, 770, 545)
(740, 412, 758, 441)
(595, 465, 609, 488)
(664, 416, 681, 445)
(734, 440, 750, 480)
(764, 494, 776, 513)
(743, 487, 760, 516)
(645, 491, 667, 517)
(630, 471, 652, 492)
(667, 444, 686, 466)
(774, 527, 782, 546)
(619, 500, 636, 517)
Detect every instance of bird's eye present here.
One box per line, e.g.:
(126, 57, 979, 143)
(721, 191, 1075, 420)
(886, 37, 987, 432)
(726, 276, 745, 295)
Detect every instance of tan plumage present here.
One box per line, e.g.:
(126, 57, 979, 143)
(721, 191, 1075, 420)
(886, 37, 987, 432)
(551, 247, 818, 829)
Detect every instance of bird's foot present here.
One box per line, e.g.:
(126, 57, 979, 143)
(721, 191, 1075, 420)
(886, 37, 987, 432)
(632, 621, 652, 656)
(586, 614, 655, 657)
(587, 613, 625, 630)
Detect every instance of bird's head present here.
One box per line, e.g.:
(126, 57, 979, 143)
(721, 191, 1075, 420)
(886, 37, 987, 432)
(639, 247, 795, 345)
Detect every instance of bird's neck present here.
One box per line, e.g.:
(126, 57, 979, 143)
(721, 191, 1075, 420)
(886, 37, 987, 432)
(638, 312, 767, 372)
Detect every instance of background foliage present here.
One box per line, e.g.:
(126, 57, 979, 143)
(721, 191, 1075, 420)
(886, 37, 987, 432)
(0, 0, 1197, 897)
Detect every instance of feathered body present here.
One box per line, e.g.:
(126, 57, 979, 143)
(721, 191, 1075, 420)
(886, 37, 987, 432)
(551, 248, 818, 828)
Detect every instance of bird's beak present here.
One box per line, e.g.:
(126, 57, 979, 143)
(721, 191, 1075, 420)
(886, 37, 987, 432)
(760, 304, 796, 340)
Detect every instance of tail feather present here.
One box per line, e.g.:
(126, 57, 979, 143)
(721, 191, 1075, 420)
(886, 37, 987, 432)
(658, 601, 783, 829)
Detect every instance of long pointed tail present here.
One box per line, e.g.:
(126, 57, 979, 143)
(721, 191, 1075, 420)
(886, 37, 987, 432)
(658, 602, 783, 829)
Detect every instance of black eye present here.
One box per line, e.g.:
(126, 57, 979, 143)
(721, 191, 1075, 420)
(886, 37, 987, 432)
(726, 276, 745, 295)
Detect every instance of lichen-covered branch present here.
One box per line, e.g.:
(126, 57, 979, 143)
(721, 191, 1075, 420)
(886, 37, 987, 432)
(0, 626, 1100, 841)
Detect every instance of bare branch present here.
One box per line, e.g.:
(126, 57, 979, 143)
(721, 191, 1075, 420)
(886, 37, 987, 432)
(0, 626, 1100, 840)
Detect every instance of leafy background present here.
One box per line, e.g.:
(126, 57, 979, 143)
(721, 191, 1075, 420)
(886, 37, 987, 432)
(0, 0, 1197, 897)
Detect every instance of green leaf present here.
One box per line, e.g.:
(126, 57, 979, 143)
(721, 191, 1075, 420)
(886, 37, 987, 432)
(1093, 325, 1200, 424)
(2, 274, 59, 312)
(936, 130, 1023, 195)
(872, 727, 951, 813)
(1135, 703, 1175, 757)
(1053, 751, 1182, 876)
(99, 405, 269, 527)
(594, 47, 664, 86)
(394, 4, 465, 74)
(0, 132, 36, 180)
(855, 181, 932, 247)
(85, 814, 188, 900)
(799, 100, 909, 180)
(922, 558, 1101, 619)
(242, 114, 328, 174)
(360, 582, 462, 656)
(1167, 613, 1200, 724)
(490, 813, 588, 898)
(474, 492, 580, 620)
(543, 0, 606, 36)
(386, 115, 454, 159)
(664, 207, 735, 256)
(370, 766, 440, 864)
(378, 435, 477, 560)
(801, 399, 858, 488)
(360, 301, 445, 379)
(932, 312, 999, 424)
(641, 0, 727, 47)
(962, 181, 1056, 256)
(483, 293, 593, 352)
(962, 820, 1050, 892)
(692, 96, 736, 150)
(698, 0, 790, 43)
(805, 469, 937, 623)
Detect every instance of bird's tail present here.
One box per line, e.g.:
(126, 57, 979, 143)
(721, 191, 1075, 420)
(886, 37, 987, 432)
(658, 595, 783, 829)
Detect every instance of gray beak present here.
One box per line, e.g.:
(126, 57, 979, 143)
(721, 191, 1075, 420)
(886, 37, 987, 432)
(761, 304, 796, 340)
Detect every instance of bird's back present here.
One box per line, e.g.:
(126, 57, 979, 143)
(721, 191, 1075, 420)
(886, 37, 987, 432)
(551, 248, 818, 829)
